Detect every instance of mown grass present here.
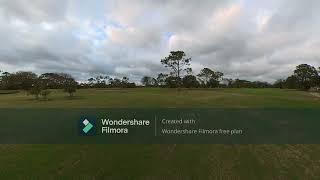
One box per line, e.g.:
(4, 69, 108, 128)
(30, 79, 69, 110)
(0, 88, 320, 179)
(0, 90, 19, 94)
(0, 88, 319, 108)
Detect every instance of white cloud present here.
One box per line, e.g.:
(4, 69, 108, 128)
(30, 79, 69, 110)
(0, 0, 320, 83)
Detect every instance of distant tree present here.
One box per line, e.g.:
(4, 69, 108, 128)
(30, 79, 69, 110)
(223, 78, 233, 87)
(39, 73, 67, 89)
(197, 68, 214, 86)
(207, 78, 220, 88)
(62, 74, 77, 97)
(40, 90, 51, 100)
(273, 79, 285, 88)
(29, 79, 43, 100)
(165, 76, 180, 88)
(284, 75, 299, 89)
(157, 73, 168, 87)
(121, 77, 130, 87)
(252, 81, 271, 88)
(103, 75, 110, 86)
(126, 83, 136, 88)
(0, 71, 10, 89)
(122, 76, 129, 83)
(182, 75, 200, 88)
(88, 77, 95, 87)
(95, 75, 107, 88)
(86, 75, 110, 88)
(150, 78, 158, 87)
(141, 76, 150, 86)
(161, 51, 191, 88)
(294, 64, 319, 90)
(197, 68, 224, 88)
(141, 76, 157, 87)
(7, 71, 38, 90)
(212, 71, 224, 81)
(231, 79, 253, 88)
(110, 78, 122, 87)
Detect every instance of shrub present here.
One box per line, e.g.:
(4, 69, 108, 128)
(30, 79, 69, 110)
(29, 86, 42, 100)
(40, 90, 51, 100)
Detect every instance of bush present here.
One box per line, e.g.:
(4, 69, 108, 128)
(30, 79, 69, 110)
(29, 86, 42, 100)
(40, 90, 51, 100)
(64, 80, 77, 97)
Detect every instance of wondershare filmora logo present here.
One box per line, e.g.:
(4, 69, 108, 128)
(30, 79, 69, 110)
(79, 117, 96, 136)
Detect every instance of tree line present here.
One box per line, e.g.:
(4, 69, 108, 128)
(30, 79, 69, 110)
(0, 71, 77, 100)
(82, 76, 136, 88)
(273, 64, 320, 90)
(1, 51, 320, 99)
(141, 51, 320, 90)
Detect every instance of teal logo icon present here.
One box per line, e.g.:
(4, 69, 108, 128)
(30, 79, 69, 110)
(79, 117, 96, 136)
(82, 119, 93, 133)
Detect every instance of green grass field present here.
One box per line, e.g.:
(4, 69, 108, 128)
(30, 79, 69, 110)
(1, 88, 320, 179)
(0, 88, 319, 108)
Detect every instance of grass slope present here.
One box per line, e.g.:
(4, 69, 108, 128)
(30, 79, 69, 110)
(0, 88, 320, 179)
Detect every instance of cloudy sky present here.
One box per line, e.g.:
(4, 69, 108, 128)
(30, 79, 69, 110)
(0, 0, 319, 83)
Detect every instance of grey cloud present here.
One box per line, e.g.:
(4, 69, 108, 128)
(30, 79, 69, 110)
(0, 0, 320, 83)
(0, 0, 70, 22)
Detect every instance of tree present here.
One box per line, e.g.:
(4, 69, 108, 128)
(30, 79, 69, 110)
(161, 51, 191, 87)
(122, 76, 129, 84)
(182, 75, 200, 88)
(284, 75, 299, 89)
(157, 73, 168, 87)
(121, 77, 130, 88)
(223, 78, 233, 87)
(141, 76, 157, 87)
(165, 76, 180, 88)
(197, 68, 224, 88)
(95, 75, 108, 88)
(198, 68, 214, 86)
(88, 77, 95, 87)
(273, 79, 285, 89)
(39, 73, 66, 89)
(62, 74, 77, 97)
(17, 72, 38, 90)
(141, 76, 150, 86)
(29, 79, 43, 100)
(231, 79, 252, 88)
(40, 90, 51, 100)
(207, 78, 220, 88)
(86, 75, 110, 88)
(197, 68, 214, 85)
(4, 71, 38, 90)
(0, 71, 10, 89)
(212, 71, 224, 81)
(110, 78, 122, 87)
(294, 64, 319, 90)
